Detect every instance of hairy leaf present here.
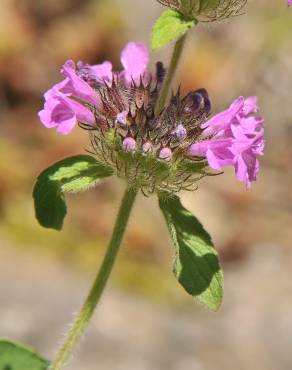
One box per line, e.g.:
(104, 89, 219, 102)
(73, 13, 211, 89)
(33, 155, 113, 230)
(0, 339, 49, 370)
(151, 9, 196, 50)
(159, 194, 223, 310)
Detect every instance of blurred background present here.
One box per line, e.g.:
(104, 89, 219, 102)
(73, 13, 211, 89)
(0, 0, 292, 369)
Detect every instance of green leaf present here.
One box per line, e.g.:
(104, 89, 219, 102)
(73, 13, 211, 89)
(151, 9, 196, 50)
(159, 194, 223, 310)
(33, 155, 113, 230)
(0, 339, 49, 370)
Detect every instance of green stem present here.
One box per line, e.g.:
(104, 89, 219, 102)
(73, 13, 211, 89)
(155, 34, 187, 116)
(49, 187, 138, 370)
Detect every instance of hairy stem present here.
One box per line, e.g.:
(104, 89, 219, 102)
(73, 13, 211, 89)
(155, 34, 187, 116)
(49, 187, 138, 370)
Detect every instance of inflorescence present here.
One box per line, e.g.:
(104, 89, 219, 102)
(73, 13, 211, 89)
(39, 42, 264, 194)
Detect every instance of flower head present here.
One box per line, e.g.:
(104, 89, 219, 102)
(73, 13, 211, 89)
(39, 42, 264, 193)
(188, 96, 264, 188)
(157, 0, 247, 22)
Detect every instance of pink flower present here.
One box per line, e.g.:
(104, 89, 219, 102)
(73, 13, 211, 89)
(76, 42, 149, 86)
(77, 61, 113, 84)
(38, 85, 94, 135)
(188, 96, 265, 188)
(188, 139, 234, 170)
(289, 0, 292, 6)
(39, 42, 150, 135)
(60, 60, 100, 105)
(202, 96, 259, 137)
(230, 125, 264, 187)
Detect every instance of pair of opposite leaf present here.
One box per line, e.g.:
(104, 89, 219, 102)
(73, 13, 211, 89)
(33, 154, 222, 311)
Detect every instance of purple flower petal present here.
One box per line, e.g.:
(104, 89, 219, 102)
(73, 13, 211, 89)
(188, 139, 234, 170)
(202, 96, 244, 136)
(189, 95, 265, 187)
(120, 42, 149, 84)
(55, 115, 77, 135)
(78, 61, 113, 83)
(38, 89, 94, 135)
(234, 116, 264, 136)
(61, 60, 100, 105)
(241, 96, 258, 116)
(229, 127, 264, 187)
(234, 153, 259, 189)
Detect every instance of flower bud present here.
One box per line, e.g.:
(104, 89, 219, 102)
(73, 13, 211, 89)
(142, 141, 153, 153)
(159, 147, 172, 161)
(123, 137, 136, 152)
(116, 111, 128, 126)
(172, 124, 187, 139)
(181, 88, 211, 117)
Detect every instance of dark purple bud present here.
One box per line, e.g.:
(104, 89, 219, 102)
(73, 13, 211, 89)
(159, 147, 172, 161)
(195, 88, 211, 113)
(181, 88, 211, 116)
(156, 62, 166, 84)
(123, 137, 136, 152)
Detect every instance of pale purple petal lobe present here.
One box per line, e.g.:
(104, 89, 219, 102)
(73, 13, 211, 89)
(78, 61, 113, 83)
(38, 88, 94, 135)
(61, 60, 100, 104)
(120, 42, 149, 84)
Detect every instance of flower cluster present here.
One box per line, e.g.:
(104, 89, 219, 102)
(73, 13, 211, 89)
(157, 0, 247, 22)
(39, 42, 264, 193)
(188, 96, 264, 188)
